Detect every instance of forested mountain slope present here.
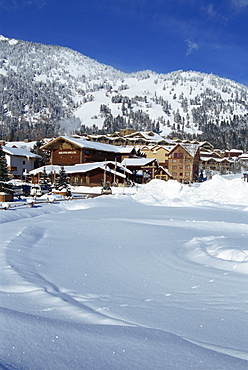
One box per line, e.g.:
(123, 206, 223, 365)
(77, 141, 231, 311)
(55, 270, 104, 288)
(0, 35, 247, 150)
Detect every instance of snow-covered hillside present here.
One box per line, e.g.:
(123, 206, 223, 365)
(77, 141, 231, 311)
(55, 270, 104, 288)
(1, 175, 248, 369)
(0, 35, 248, 149)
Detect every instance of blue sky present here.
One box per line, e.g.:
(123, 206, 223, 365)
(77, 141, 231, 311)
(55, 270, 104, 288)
(1, 0, 248, 85)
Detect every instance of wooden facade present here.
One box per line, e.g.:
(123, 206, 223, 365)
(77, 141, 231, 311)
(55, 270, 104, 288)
(167, 144, 200, 183)
(41, 136, 136, 166)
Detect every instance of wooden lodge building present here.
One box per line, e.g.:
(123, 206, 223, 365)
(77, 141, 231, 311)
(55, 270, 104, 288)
(41, 136, 137, 165)
(32, 132, 236, 186)
(29, 162, 133, 187)
(37, 136, 201, 185)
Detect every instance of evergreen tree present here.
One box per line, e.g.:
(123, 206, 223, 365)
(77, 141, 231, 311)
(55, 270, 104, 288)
(0, 145, 11, 192)
(0, 146, 9, 183)
(31, 140, 49, 166)
(55, 166, 68, 190)
(39, 167, 50, 186)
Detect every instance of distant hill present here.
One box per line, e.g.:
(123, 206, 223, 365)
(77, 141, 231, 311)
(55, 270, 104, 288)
(0, 35, 247, 150)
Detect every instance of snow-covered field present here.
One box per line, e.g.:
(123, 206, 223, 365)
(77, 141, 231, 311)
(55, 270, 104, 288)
(1, 175, 248, 369)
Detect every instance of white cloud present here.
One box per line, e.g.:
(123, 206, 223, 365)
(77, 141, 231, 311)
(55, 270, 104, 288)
(205, 3, 218, 18)
(185, 39, 199, 56)
(231, 0, 248, 8)
(0, 0, 47, 9)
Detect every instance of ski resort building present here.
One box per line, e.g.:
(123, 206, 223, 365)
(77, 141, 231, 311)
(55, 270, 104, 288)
(29, 162, 133, 187)
(167, 143, 201, 183)
(41, 136, 137, 166)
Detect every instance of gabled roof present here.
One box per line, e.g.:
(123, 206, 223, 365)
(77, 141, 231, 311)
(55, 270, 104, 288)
(124, 131, 166, 142)
(3, 146, 41, 158)
(168, 143, 200, 157)
(200, 157, 233, 163)
(41, 136, 135, 154)
(121, 158, 158, 166)
(155, 166, 173, 178)
(29, 162, 130, 178)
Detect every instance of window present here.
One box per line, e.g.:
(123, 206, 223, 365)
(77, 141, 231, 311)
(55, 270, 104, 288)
(172, 159, 177, 163)
(172, 165, 177, 169)
(186, 165, 190, 169)
(22, 160, 26, 165)
(186, 172, 190, 176)
(172, 172, 177, 176)
(174, 153, 183, 158)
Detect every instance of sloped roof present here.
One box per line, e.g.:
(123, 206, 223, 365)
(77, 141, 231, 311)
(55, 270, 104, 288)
(29, 162, 128, 178)
(41, 136, 135, 154)
(121, 158, 158, 166)
(168, 143, 200, 157)
(3, 146, 41, 158)
(200, 157, 233, 163)
(155, 166, 173, 178)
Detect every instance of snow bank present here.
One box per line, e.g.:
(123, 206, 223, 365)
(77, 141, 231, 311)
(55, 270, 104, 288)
(184, 235, 248, 275)
(133, 175, 248, 207)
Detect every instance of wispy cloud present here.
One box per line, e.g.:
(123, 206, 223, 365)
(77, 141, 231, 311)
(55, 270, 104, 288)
(185, 39, 199, 56)
(231, 0, 248, 8)
(205, 3, 218, 18)
(0, 0, 47, 10)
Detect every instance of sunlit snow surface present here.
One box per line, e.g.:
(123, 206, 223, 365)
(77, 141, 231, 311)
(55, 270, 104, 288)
(1, 175, 248, 369)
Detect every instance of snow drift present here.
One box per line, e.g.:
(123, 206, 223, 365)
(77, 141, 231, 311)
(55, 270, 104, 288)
(1, 175, 248, 369)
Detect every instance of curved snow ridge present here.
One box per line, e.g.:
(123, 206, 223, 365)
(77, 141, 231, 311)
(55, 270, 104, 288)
(184, 337, 248, 361)
(2, 225, 134, 326)
(0, 199, 98, 224)
(117, 217, 247, 234)
(184, 236, 248, 274)
(1, 226, 48, 293)
(133, 176, 248, 207)
(0, 202, 65, 224)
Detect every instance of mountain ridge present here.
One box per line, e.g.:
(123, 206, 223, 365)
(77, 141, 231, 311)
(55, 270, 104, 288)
(0, 35, 247, 150)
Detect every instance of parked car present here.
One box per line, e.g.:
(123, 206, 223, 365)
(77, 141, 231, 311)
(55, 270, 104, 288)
(10, 184, 31, 198)
(30, 185, 51, 197)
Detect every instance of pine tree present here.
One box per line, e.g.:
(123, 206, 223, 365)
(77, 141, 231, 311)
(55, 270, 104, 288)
(0, 146, 8, 182)
(0, 145, 10, 192)
(55, 166, 68, 190)
(39, 167, 50, 186)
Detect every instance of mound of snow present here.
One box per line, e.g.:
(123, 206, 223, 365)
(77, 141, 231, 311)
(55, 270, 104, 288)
(133, 175, 248, 207)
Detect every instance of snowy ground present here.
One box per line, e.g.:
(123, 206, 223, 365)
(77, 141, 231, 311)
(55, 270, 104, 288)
(1, 175, 248, 369)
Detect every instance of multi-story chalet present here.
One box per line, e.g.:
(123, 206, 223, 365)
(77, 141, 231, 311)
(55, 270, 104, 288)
(201, 157, 234, 173)
(167, 143, 201, 183)
(41, 136, 137, 166)
(140, 145, 175, 168)
(1, 142, 41, 179)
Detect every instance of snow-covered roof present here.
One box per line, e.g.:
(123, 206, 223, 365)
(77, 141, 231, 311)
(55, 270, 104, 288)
(156, 165, 173, 178)
(229, 149, 243, 153)
(200, 151, 221, 158)
(29, 162, 130, 178)
(200, 157, 233, 163)
(41, 136, 135, 154)
(239, 153, 248, 159)
(5, 140, 37, 150)
(168, 143, 200, 157)
(121, 158, 158, 166)
(2, 146, 41, 158)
